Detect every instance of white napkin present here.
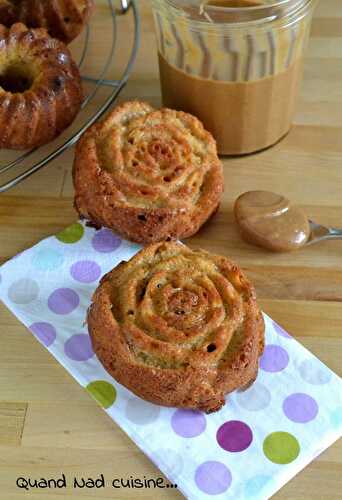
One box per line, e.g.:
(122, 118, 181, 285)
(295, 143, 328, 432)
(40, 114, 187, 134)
(0, 221, 341, 499)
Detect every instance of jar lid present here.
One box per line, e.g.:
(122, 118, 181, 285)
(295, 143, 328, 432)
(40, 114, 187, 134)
(163, 0, 316, 27)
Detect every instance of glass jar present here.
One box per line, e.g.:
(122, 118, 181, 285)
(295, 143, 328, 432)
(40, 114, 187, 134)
(152, 0, 318, 155)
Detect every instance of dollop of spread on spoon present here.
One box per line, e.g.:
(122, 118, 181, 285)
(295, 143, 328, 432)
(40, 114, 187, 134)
(234, 191, 311, 252)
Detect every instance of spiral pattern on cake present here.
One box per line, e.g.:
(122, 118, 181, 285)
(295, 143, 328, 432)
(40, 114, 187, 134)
(0, 23, 83, 150)
(88, 242, 265, 413)
(0, 0, 94, 44)
(73, 101, 224, 243)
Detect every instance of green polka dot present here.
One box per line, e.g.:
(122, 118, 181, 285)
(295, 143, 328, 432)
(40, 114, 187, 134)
(86, 381, 116, 409)
(56, 223, 84, 244)
(263, 432, 300, 464)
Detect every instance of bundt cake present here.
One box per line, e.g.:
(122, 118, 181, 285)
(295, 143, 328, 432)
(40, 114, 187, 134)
(73, 101, 224, 244)
(88, 241, 265, 413)
(0, 23, 83, 150)
(0, 0, 94, 44)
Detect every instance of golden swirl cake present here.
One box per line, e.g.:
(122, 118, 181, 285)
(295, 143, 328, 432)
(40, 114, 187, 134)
(0, 23, 83, 150)
(73, 101, 224, 243)
(88, 242, 265, 413)
(0, 0, 94, 44)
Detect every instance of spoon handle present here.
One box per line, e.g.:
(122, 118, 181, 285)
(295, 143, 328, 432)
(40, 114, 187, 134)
(308, 229, 342, 245)
(307, 221, 342, 245)
(328, 227, 342, 237)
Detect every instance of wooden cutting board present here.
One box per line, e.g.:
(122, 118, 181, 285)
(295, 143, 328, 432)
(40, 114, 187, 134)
(0, 1, 341, 498)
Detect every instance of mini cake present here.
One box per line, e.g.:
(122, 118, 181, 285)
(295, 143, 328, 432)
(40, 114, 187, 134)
(0, 23, 83, 150)
(88, 241, 265, 413)
(73, 101, 224, 243)
(0, 0, 94, 44)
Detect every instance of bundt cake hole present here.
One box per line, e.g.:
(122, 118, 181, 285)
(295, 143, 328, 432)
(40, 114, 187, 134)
(0, 63, 34, 93)
(207, 343, 216, 353)
(239, 353, 247, 364)
(52, 76, 65, 92)
(138, 284, 147, 301)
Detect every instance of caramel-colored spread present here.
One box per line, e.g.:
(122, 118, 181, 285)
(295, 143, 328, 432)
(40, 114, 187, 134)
(234, 191, 311, 252)
(159, 54, 303, 155)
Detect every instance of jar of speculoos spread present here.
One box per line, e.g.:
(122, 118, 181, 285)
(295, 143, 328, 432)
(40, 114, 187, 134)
(151, 0, 318, 155)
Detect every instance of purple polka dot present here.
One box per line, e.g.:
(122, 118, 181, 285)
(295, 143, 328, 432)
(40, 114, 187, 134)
(29, 322, 56, 347)
(195, 461, 232, 495)
(64, 334, 94, 361)
(171, 409, 206, 438)
(92, 229, 122, 253)
(48, 288, 80, 315)
(283, 393, 318, 423)
(70, 260, 101, 283)
(217, 420, 253, 452)
(260, 344, 289, 373)
(272, 320, 292, 339)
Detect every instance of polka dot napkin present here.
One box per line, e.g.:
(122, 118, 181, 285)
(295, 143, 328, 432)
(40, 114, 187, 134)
(0, 222, 341, 499)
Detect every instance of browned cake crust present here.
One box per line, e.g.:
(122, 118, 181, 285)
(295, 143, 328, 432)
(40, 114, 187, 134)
(73, 101, 224, 244)
(0, 23, 83, 150)
(88, 242, 265, 413)
(0, 0, 94, 44)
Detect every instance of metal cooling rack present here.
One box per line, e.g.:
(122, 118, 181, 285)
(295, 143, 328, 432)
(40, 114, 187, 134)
(0, 0, 141, 192)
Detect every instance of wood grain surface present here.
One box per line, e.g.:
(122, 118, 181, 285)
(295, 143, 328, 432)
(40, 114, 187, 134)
(0, 0, 341, 498)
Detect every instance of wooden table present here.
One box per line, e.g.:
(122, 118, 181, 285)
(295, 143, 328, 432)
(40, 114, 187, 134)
(0, 1, 341, 498)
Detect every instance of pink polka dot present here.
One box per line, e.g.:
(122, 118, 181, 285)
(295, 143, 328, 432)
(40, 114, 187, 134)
(272, 320, 292, 339)
(64, 334, 94, 361)
(48, 288, 79, 315)
(283, 393, 318, 423)
(70, 260, 101, 283)
(260, 344, 289, 373)
(171, 409, 206, 438)
(217, 420, 253, 452)
(195, 461, 232, 495)
(29, 322, 56, 347)
(92, 229, 121, 253)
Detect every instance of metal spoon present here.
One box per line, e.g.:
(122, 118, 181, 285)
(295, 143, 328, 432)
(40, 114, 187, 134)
(307, 220, 342, 246)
